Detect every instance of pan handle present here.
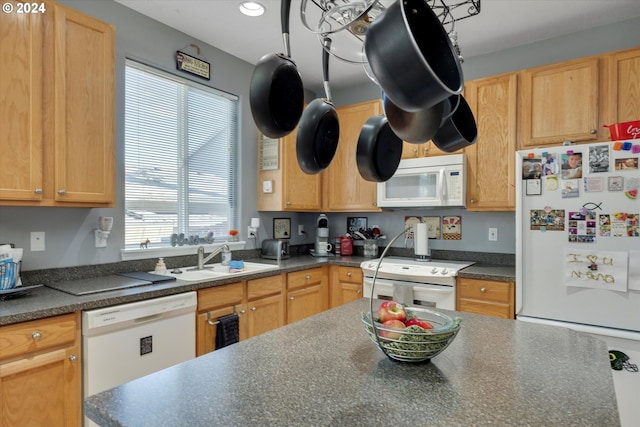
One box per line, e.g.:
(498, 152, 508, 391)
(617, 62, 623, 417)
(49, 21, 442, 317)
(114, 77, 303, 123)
(281, 0, 292, 58)
(322, 37, 332, 101)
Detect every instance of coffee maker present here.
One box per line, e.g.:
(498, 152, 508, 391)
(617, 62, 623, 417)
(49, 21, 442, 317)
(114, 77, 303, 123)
(313, 214, 333, 256)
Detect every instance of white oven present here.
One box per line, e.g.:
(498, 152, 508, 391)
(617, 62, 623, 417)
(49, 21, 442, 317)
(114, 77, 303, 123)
(361, 257, 474, 310)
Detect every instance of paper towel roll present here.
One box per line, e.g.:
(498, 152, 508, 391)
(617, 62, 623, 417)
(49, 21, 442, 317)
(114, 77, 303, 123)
(414, 223, 429, 257)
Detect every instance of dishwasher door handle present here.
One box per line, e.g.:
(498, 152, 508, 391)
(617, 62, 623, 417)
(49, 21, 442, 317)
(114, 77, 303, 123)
(133, 313, 164, 324)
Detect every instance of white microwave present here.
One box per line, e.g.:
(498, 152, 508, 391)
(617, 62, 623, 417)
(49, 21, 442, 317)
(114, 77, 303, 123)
(377, 154, 467, 208)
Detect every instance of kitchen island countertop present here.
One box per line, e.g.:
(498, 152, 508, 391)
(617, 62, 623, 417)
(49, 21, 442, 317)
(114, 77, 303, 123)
(85, 298, 618, 427)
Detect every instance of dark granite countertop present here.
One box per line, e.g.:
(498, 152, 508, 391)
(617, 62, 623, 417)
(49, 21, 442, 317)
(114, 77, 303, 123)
(84, 298, 618, 427)
(1, 255, 515, 326)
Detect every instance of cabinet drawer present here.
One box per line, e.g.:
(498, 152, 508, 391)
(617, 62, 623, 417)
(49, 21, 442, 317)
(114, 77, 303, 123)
(458, 299, 513, 319)
(287, 268, 326, 290)
(457, 278, 513, 303)
(0, 313, 77, 361)
(247, 274, 284, 300)
(198, 282, 244, 312)
(338, 267, 362, 284)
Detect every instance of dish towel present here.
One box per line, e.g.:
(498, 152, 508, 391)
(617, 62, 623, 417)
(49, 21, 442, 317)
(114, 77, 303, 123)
(215, 313, 239, 350)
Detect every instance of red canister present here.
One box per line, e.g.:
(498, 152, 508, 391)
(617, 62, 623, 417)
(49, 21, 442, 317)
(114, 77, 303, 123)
(340, 235, 353, 256)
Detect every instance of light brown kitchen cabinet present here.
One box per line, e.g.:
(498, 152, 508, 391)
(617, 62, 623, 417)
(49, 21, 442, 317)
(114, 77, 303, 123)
(401, 141, 458, 159)
(0, 0, 45, 202)
(322, 100, 381, 212)
(456, 277, 515, 319)
(464, 73, 517, 211)
(287, 267, 329, 324)
(0, 312, 82, 427)
(196, 282, 246, 357)
(257, 127, 323, 211)
(519, 56, 603, 147)
(246, 274, 286, 338)
(0, 0, 116, 207)
(330, 265, 363, 308)
(604, 47, 640, 127)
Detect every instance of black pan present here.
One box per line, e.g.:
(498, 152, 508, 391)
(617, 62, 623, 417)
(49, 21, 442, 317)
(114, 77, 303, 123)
(432, 95, 477, 152)
(383, 93, 459, 144)
(356, 115, 403, 182)
(364, 0, 463, 112)
(296, 37, 340, 174)
(250, 0, 304, 139)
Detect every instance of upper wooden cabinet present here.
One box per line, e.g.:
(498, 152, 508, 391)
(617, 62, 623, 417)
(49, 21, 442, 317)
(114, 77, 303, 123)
(0, 0, 116, 206)
(257, 128, 323, 211)
(519, 56, 603, 147)
(605, 47, 640, 126)
(464, 73, 517, 211)
(401, 140, 456, 159)
(323, 100, 381, 212)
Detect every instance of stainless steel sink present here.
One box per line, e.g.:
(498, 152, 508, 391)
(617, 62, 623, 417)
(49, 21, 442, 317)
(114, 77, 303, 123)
(162, 261, 279, 282)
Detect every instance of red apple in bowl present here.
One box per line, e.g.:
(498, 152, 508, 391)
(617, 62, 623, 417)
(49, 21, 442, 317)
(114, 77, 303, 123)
(405, 318, 433, 330)
(380, 319, 406, 340)
(378, 301, 407, 323)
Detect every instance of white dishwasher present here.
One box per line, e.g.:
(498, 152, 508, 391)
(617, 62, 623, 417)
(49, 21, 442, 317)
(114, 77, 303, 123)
(83, 292, 197, 425)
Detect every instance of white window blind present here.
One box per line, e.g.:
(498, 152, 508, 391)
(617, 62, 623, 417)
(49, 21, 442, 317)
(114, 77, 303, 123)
(124, 60, 238, 249)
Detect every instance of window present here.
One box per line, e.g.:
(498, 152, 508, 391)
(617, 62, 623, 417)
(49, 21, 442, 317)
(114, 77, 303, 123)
(124, 60, 238, 250)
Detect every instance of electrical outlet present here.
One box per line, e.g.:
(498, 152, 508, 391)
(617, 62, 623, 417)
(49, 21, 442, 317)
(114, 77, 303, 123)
(488, 228, 498, 241)
(298, 224, 305, 235)
(248, 226, 257, 238)
(31, 231, 45, 251)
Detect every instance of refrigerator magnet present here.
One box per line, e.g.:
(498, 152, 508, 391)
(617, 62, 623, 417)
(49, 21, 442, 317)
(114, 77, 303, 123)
(545, 176, 559, 191)
(608, 176, 624, 191)
(526, 178, 542, 195)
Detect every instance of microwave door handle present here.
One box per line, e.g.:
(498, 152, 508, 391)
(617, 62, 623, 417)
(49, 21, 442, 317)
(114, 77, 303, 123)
(439, 169, 446, 202)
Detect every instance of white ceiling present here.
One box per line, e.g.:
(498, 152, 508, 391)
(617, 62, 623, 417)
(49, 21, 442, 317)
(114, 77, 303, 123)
(114, 0, 640, 93)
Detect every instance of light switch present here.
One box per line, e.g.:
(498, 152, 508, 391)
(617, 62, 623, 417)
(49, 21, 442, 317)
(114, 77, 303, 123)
(31, 231, 45, 251)
(262, 180, 273, 193)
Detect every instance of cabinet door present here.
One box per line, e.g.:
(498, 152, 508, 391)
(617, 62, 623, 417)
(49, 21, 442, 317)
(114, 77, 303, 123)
(456, 278, 514, 319)
(247, 293, 285, 338)
(0, 2, 44, 201)
(330, 266, 363, 308)
(464, 73, 517, 211)
(606, 47, 640, 125)
(53, 4, 115, 204)
(282, 127, 323, 210)
(323, 100, 381, 211)
(196, 304, 247, 357)
(401, 142, 429, 159)
(0, 344, 81, 427)
(520, 57, 600, 147)
(287, 284, 327, 324)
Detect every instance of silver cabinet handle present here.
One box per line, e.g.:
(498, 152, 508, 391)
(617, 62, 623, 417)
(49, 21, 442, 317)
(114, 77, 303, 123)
(356, 289, 362, 294)
(250, 306, 256, 311)
(480, 287, 487, 293)
(590, 129, 597, 134)
(286, 201, 291, 205)
(347, 272, 352, 277)
(69, 355, 78, 362)
(239, 309, 246, 314)
(57, 189, 66, 195)
(289, 296, 294, 300)
(470, 199, 476, 204)
(32, 331, 42, 340)
(305, 275, 311, 280)
(34, 188, 43, 194)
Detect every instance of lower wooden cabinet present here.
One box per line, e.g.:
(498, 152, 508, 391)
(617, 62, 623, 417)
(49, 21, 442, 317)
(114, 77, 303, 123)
(0, 312, 82, 427)
(246, 274, 286, 338)
(456, 277, 515, 319)
(330, 265, 363, 308)
(287, 267, 329, 324)
(196, 282, 246, 357)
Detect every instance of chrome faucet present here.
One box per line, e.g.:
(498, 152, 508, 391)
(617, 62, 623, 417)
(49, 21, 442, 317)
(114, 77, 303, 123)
(196, 244, 229, 270)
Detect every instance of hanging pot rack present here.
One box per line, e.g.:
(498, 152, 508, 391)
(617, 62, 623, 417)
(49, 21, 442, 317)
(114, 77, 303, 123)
(299, 0, 481, 64)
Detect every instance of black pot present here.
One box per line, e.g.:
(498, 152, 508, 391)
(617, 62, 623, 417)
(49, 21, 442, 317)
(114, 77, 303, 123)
(364, 0, 463, 112)
(383, 93, 459, 144)
(249, 0, 304, 138)
(356, 115, 403, 182)
(296, 38, 340, 174)
(432, 95, 477, 152)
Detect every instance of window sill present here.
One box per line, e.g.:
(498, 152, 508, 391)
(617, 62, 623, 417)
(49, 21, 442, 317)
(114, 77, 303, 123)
(121, 241, 247, 261)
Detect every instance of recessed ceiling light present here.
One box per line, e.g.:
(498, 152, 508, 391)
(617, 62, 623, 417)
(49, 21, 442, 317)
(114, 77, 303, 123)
(239, 1, 265, 17)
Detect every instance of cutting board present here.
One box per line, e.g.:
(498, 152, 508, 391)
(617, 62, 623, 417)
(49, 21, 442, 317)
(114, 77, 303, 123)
(118, 272, 177, 284)
(46, 275, 154, 296)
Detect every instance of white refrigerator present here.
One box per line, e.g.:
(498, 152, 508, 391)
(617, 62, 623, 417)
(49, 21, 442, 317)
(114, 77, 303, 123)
(515, 140, 640, 342)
